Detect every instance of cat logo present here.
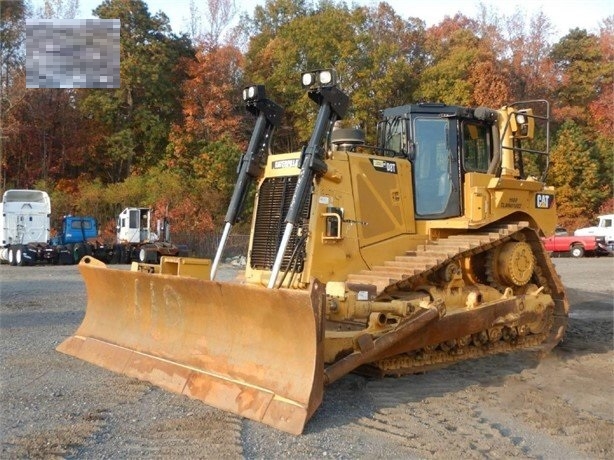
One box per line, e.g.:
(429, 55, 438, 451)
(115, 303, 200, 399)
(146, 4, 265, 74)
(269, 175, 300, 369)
(535, 193, 554, 209)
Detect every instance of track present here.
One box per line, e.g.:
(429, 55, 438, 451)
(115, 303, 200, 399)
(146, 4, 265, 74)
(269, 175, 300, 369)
(344, 221, 570, 375)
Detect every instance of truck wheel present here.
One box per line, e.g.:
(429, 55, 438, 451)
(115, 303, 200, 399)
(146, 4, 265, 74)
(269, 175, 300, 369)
(73, 243, 86, 263)
(119, 245, 130, 264)
(8, 247, 16, 266)
(15, 246, 25, 266)
(23, 246, 37, 266)
(570, 245, 585, 258)
(59, 245, 71, 265)
(55, 245, 65, 265)
(109, 244, 121, 264)
(63, 244, 74, 264)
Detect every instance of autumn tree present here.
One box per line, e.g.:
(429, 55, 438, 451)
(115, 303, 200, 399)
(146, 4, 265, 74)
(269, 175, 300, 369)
(548, 27, 613, 217)
(344, 3, 426, 135)
(594, 20, 614, 201)
(415, 15, 485, 105)
(1, 0, 28, 188)
(548, 120, 609, 228)
(550, 28, 609, 122)
(502, 10, 556, 101)
(244, 1, 429, 147)
(79, 0, 194, 182)
(1, 0, 99, 188)
(166, 0, 249, 226)
(165, 43, 247, 221)
(589, 17, 614, 137)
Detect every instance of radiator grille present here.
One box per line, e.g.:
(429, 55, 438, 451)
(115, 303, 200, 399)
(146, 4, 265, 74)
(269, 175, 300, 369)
(250, 176, 310, 271)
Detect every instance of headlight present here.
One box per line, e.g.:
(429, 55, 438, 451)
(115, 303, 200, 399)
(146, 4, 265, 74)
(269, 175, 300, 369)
(515, 113, 526, 125)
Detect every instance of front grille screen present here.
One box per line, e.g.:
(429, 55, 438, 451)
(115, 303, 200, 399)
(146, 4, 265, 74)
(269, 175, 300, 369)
(250, 176, 310, 271)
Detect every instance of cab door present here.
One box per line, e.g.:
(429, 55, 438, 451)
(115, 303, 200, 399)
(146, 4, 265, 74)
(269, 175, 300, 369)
(412, 116, 461, 219)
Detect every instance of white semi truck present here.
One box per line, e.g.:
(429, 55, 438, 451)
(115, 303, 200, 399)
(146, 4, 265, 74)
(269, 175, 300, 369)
(0, 189, 51, 265)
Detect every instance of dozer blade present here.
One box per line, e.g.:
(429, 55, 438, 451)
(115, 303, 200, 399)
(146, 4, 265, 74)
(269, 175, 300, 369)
(57, 257, 326, 435)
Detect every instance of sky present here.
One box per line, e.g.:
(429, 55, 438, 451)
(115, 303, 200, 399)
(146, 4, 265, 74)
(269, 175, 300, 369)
(31, 0, 613, 41)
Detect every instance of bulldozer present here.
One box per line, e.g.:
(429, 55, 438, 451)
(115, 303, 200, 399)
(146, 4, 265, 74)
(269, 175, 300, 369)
(58, 69, 568, 435)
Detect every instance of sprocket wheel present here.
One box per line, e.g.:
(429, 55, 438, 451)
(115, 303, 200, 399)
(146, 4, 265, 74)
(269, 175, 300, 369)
(487, 241, 535, 290)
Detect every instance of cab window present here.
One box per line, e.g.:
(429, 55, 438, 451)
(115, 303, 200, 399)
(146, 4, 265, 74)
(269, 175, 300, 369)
(462, 122, 491, 172)
(70, 220, 92, 230)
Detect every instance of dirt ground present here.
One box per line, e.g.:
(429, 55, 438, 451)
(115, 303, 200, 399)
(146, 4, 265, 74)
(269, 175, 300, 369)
(1, 257, 612, 459)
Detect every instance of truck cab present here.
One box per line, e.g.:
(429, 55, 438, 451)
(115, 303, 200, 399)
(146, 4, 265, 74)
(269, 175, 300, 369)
(574, 214, 614, 248)
(1, 189, 50, 247)
(116, 207, 157, 244)
(50, 216, 99, 245)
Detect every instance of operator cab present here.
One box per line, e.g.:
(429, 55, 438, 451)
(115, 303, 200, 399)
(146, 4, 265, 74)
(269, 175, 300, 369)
(377, 101, 549, 221)
(378, 104, 481, 219)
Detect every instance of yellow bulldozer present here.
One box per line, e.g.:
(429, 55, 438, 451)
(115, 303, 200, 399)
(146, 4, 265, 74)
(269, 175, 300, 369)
(58, 69, 567, 435)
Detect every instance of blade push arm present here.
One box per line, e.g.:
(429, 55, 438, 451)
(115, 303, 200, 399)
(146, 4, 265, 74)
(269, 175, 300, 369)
(211, 86, 284, 280)
(268, 70, 349, 288)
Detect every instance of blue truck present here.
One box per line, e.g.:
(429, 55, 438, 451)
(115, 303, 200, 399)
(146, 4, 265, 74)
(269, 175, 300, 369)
(48, 215, 113, 265)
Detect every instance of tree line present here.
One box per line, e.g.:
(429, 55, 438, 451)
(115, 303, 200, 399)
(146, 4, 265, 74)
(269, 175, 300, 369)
(1, 0, 612, 250)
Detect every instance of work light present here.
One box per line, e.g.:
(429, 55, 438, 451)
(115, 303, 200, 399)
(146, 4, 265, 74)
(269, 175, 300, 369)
(301, 69, 337, 89)
(512, 109, 533, 138)
(243, 85, 265, 102)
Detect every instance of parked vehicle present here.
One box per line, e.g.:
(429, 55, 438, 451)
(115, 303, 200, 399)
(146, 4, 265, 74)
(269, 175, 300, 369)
(574, 214, 614, 249)
(114, 207, 189, 263)
(50, 215, 114, 264)
(1, 189, 52, 265)
(542, 233, 610, 257)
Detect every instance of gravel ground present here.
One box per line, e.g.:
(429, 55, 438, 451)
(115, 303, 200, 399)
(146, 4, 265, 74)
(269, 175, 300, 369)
(1, 257, 613, 459)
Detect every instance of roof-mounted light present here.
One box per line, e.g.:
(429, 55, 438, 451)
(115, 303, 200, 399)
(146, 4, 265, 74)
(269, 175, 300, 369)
(301, 69, 337, 89)
(242, 84, 266, 102)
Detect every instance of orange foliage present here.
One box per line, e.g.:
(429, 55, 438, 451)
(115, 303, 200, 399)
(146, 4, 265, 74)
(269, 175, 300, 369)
(469, 60, 511, 107)
(54, 178, 81, 195)
(425, 14, 477, 48)
(599, 197, 614, 214)
(168, 43, 247, 172)
(588, 85, 614, 137)
(152, 196, 215, 235)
